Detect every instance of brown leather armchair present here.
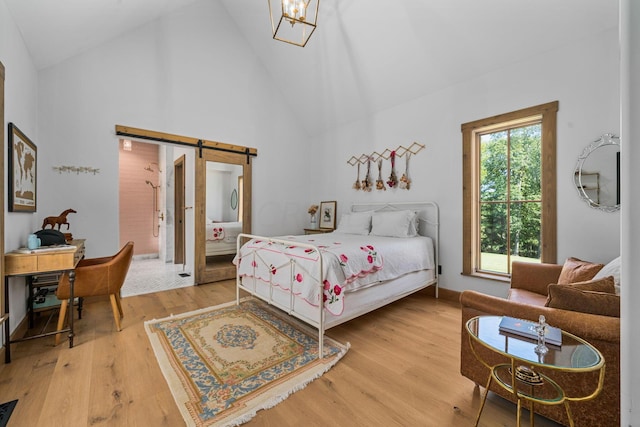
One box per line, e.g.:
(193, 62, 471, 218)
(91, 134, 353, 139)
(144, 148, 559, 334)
(460, 261, 620, 427)
(55, 241, 134, 345)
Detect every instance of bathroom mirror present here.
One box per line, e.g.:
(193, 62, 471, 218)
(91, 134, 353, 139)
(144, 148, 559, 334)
(574, 134, 620, 212)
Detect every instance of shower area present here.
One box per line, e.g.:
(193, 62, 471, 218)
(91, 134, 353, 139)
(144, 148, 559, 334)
(119, 140, 166, 259)
(145, 179, 164, 237)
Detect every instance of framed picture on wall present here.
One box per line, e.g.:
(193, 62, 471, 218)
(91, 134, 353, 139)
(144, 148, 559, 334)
(8, 123, 37, 212)
(319, 200, 337, 229)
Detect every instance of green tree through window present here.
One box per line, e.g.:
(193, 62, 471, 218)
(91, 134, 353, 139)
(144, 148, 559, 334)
(479, 124, 542, 273)
(462, 102, 557, 279)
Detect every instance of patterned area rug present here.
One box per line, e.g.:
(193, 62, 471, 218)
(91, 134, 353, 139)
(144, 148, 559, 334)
(145, 298, 349, 427)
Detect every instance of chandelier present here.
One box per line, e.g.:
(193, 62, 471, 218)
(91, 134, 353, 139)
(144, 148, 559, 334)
(268, 0, 319, 47)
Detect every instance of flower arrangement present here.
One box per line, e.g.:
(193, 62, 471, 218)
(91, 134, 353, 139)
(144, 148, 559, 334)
(308, 204, 319, 228)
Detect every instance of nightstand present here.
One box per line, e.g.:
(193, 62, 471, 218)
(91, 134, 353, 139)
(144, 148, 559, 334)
(304, 228, 333, 235)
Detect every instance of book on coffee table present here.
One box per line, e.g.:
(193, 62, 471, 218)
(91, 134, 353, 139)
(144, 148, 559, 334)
(498, 316, 562, 347)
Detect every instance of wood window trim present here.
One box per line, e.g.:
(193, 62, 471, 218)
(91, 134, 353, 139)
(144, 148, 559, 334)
(461, 101, 558, 277)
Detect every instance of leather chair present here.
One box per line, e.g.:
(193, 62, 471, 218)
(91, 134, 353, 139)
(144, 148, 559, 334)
(55, 241, 134, 345)
(460, 261, 620, 427)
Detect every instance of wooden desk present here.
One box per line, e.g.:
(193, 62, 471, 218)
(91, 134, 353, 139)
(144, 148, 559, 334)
(3, 239, 85, 363)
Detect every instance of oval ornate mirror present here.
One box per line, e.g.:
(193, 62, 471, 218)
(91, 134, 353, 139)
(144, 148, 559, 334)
(574, 133, 620, 212)
(230, 189, 238, 210)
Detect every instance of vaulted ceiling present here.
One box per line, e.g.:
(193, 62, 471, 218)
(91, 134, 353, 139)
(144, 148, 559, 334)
(5, 0, 618, 136)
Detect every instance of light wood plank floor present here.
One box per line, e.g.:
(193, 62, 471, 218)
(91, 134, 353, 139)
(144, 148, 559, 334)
(0, 281, 562, 427)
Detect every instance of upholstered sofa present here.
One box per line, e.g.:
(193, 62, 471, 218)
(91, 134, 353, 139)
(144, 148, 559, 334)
(460, 259, 620, 427)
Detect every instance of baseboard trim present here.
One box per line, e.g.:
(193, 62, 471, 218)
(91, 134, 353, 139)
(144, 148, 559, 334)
(12, 315, 29, 341)
(437, 287, 461, 303)
(1, 314, 30, 362)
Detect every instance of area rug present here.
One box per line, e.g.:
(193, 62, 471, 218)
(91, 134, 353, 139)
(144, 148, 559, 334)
(145, 298, 349, 427)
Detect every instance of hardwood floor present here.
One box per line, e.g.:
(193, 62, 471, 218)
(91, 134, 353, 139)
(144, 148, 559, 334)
(0, 281, 562, 426)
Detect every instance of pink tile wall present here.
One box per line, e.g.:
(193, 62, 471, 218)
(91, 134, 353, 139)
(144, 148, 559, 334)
(119, 140, 160, 256)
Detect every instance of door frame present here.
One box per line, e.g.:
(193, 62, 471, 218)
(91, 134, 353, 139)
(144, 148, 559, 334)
(113, 125, 256, 284)
(1, 62, 6, 325)
(174, 155, 186, 265)
(194, 150, 252, 284)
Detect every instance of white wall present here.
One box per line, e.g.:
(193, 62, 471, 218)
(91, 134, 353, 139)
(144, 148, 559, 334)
(312, 28, 621, 297)
(2, 0, 313, 337)
(1, 0, 41, 338)
(35, 0, 313, 265)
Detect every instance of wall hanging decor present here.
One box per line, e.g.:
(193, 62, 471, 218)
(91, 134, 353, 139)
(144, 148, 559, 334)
(362, 158, 373, 192)
(398, 153, 412, 190)
(376, 160, 386, 190)
(52, 166, 100, 175)
(353, 163, 362, 190)
(347, 142, 424, 191)
(8, 123, 37, 212)
(387, 151, 398, 188)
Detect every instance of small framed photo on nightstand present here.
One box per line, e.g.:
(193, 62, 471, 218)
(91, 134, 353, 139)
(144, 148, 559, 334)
(319, 201, 337, 230)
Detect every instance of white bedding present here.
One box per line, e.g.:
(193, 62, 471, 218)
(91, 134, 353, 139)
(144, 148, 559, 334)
(235, 232, 434, 316)
(288, 232, 434, 291)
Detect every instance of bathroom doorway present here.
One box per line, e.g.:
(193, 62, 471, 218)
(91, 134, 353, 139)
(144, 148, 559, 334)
(118, 139, 162, 258)
(118, 139, 196, 296)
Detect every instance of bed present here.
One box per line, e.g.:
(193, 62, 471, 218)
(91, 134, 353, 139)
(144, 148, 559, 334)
(205, 220, 242, 256)
(234, 201, 439, 355)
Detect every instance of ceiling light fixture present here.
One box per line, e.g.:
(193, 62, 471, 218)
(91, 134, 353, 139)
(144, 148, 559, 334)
(268, 0, 319, 47)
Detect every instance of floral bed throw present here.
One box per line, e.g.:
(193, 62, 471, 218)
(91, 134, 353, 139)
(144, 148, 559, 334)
(206, 221, 242, 243)
(234, 233, 433, 316)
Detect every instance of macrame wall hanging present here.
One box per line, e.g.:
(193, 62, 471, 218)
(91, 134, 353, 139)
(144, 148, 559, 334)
(347, 142, 424, 191)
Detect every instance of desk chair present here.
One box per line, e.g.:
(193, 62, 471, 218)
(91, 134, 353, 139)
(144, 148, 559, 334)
(55, 241, 134, 345)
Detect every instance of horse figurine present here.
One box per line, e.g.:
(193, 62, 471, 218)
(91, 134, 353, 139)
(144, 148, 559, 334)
(42, 209, 77, 230)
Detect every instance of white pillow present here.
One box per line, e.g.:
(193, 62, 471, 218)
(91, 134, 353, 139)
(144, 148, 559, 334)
(592, 256, 621, 294)
(370, 210, 416, 238)
(408, 211, 419, 237)
(336, 212, 372, 235)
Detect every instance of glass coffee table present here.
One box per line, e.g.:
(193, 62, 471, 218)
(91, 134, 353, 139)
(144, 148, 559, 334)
(465, 315, 605, 427)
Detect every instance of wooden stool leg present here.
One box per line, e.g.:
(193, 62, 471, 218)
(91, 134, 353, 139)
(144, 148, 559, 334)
(109, 294, 122, 331)
(114, 293, 123, 318)
(55, 299, 69, 346)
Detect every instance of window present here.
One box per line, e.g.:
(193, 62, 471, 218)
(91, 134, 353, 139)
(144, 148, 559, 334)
(462, 101, 558, 278)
